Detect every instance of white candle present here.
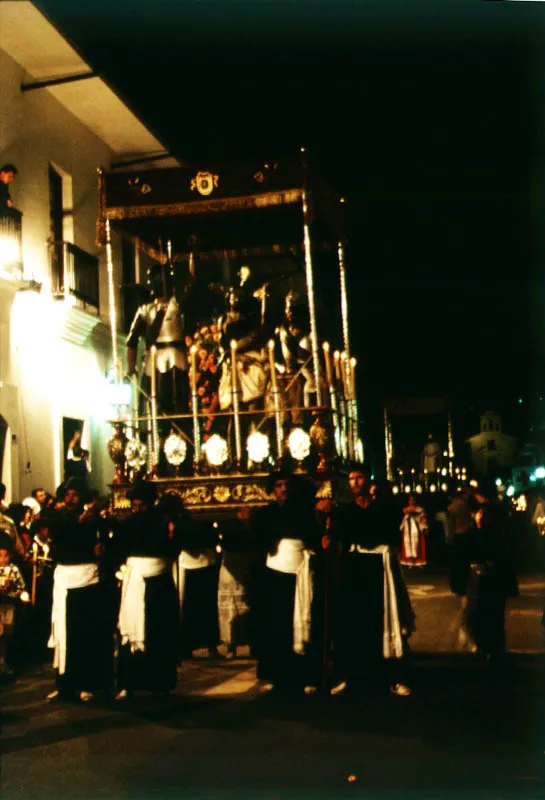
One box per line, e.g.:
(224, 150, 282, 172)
(190, 344, 197, 397)
(268, 340, 277, 392)
(323, 342, 333, 390)
(150, 345, 157, 397)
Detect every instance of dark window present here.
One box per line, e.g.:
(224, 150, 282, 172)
(487, 439, 496, 451)
(49, 165, 64, 292)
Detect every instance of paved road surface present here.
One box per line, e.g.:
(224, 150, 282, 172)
(1, 572, 544, 799)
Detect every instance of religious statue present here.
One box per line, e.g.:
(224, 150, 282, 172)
(421, 433, 441, 474)
(126, 261, 193, 428)
(278, 289, 316, 421)
(217, 272, 270, 412)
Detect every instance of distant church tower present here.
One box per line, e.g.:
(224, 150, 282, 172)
(467, 411, 517, 477)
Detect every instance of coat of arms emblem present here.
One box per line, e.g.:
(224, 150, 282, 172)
(190, 171, 219, 197)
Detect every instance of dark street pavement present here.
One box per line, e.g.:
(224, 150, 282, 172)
(1, 572, 544, 800)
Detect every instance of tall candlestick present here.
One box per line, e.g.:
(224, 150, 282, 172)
(149, 345, 159, 470)
(230, 340, 242, 465)
(322, 342, 333, 389)
(323, 342, 339, 454)
(333, 350, 347, 459)
(131, 373, 139, 441)
(333, 350, 342, 386)
(268, 339, 283, 459)
(190, 345, 200, 464)
(150, 345, 157, 397)
(350, 356, 359, 461)
(349, 357, 357, 399)
(341, 352, 352, 459)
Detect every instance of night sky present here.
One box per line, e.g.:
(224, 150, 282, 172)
(36, 0, 545, 453)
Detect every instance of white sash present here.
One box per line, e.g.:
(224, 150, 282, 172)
(175, 548, 216, 612)
(48, 563, 99, 675)
(118, 557, 170, 653)
(401, 515, 420, 559)
(348, 544, 404, 659)
(266, 539, 313, 655)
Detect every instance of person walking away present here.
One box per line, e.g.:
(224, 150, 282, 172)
(331, 470, 415, 697)
(47, 479, 111, 703)
(251, 472, 323, 694)
(177, 517, 220, 659)
(464, 503, 518, 661)
(116, 482, 181, 699)
(217, 509, 254, 659)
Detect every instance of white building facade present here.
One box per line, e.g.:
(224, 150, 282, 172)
(0, 1, 170, 501)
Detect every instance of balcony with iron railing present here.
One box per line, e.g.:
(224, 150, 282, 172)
(0, 207, 24, 280)
(50, 240, 100, 313)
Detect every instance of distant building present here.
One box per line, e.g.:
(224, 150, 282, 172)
(0, 1, 173, 500)
(467, 410, 518, 477)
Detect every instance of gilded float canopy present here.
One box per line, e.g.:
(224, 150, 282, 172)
(101, 158, 345, 261)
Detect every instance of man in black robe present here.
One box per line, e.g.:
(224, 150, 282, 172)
(47, 479, 112, 703)
(116, 482, 181, 699)
(331, 468, 414, 697)
(251, 472, 323, 693)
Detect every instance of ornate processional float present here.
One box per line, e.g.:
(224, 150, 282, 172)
(97, 152, 363, 518)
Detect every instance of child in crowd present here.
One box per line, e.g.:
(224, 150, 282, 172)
(0, 540, 29, 678)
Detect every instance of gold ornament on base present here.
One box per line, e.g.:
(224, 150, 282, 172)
(107, 423, 128, 484)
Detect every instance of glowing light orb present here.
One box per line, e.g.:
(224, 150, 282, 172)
(164, 433, 187, 466)
(125, 439, 147, 471)
(203, 434, 229, 467)
(246, 431, 270, 463)
(288, 428, 311, 461)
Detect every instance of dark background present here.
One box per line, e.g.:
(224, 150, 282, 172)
(36, 0, 545, 461)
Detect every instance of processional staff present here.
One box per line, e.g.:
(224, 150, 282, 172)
(268, 339, 283, 459)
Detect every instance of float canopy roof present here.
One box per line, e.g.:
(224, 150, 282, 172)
(103, 159, 344, 260)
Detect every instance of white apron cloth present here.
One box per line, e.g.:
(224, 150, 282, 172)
(266, 538, 313, 655)
(48, 563, 99, 675)
(401, 515, 421, 559)
(175, 548, 216, 611)
(119, 556, 170, 653)
(348, 544, 404, 659)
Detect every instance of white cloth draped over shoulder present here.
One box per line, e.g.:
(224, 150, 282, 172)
(266, 538, 313, 655)
(119, 556, 171, 653)
(48, 563, 99, 674)
(175, 548, 217, 610)
(347, 543, 404, 659)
